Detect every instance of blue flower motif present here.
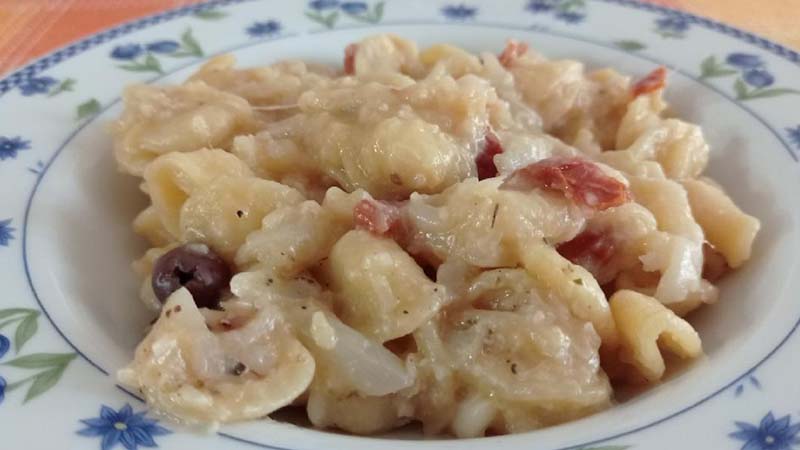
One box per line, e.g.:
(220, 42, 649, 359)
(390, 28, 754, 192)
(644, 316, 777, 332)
(0, 219, 14, 247)
(726, 53, 764, 69)
(77, 404, 171, 450)
(0, 376, 6, 406)
(787, 125, 800, 149)
(340, 1, 368, 14)
(655, 15, 690, 34)
(18, 76, 58, 96)
(555, 10, 585, 23)
(526, 0, 555, 12)
(0, 136, 30, 161)
(0, 334, 9, 359)
(110, 44, 143, 60)
(246, 20, 282, 38)
(743, 69, 775, 88)
(441, 4, 477, 20)
(730, 412, 800, 450)
(145, 40, 179, 54)
(308, 0, 339, 10)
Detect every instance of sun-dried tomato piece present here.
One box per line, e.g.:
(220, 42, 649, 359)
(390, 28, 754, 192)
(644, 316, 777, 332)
(501, 157, 631, 210)
(498, 39, 529, 67)
(353, 199, 404, 236)
(557, 230, 617, 283)
(344, 43, 358, 75)
(631, 66, 667, 97)
(475, 131, 504, 180)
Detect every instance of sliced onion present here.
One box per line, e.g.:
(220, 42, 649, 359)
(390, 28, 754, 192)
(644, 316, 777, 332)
(451, 392, 497, 438)
(314, 312, 414, 396)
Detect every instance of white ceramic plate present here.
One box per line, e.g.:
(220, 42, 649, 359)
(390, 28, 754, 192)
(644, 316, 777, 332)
(2, 1, 800, 449)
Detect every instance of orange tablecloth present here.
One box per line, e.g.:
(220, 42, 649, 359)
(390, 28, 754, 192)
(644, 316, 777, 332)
(0, 0, 798, 76)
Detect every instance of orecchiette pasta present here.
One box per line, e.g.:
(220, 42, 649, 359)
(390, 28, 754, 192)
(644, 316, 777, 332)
(323, 230, 446, 342)
(112, 82, 256, 175)
(143, 148, 253, 238)
(118, 288, 316, 423)
(115, 35, 759, 437)
(179, 176, 305, 261)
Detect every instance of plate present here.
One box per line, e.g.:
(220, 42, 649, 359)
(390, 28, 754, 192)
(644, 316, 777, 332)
(2, 1, 800, 449)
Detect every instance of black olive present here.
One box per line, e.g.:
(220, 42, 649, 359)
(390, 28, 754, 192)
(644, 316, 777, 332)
(151, 243, 231, 309)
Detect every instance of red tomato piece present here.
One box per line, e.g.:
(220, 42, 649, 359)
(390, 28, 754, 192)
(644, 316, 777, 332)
(631, 66, 667, 97)
(353, 199, 404, 236)
(557, 230, 617, 283)
(344, 43, 358, 75)
(475, 131, 504, 180)
(501, 157, 631, 210)
(498, 39, 529, 67)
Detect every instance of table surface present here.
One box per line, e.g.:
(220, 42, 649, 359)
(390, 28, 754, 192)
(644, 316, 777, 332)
(0, 0, 798, 76)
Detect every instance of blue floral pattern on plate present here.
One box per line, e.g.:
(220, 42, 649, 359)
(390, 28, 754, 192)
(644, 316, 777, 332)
(308, 0, 339, 10)
(0, 334, 7, 405)
(734, 374, 762, 396)
(145, 40, 180, 54)
(787, 126, 800, 150)
(525, 0, 587, 24)
(730, 412, 800, 450)
(441, 4, 478, 20)
(110, 44, 144, 61)
(699, 52, 800, 100)
(16, 75, 75, 97)
(304, 0, 384, 28)
(18, 76, 58, 96)
(0, 334, 9, 359)
(340, 2, 368, 14)
(0, 219, 13, 246)
(111, 29, 204, 74)
(77, 404, 171, 450)
(246, 20, 283, 38)
(0, 136, 30, 161)
(654, 14, 690, 38)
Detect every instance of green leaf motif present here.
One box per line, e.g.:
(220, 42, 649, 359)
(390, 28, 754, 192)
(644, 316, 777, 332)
(615, 40, 646, 51)
(0, 308, 38, 321)
(14, 313, 38, 353)
(193, 9, 227, 20)
(655, 30, 684, 39)
(305, 10, 339, 28)
(4, 352, 76, 403)
(179, 28, 204, 57)
(77, 98, 101, 120)
(560, 0, 586, 10)
(117, 64, 151, 72)
(348, 1, 384, 23)
(24, 366, 67, 402)
(4, 352, 76, 369)
(699, 55, 737, 79)
(373, 1, 385, 22)
(144, 54, 164, 73)
(119, 54, 164, 74)
(742, 87, 800, 100)
(48, 78, 76, 97)
(323, 11, 339, 28)
(733, 78, 749, 99)
(699, 55, 716, 77)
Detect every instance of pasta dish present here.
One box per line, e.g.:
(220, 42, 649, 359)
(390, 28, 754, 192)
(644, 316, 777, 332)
(113, 35, 760, 437)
